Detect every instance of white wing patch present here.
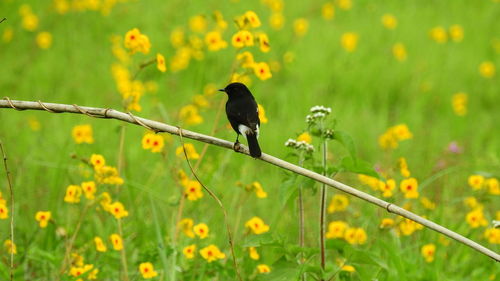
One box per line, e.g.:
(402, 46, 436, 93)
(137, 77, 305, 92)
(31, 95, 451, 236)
(238, 124, 260, 139)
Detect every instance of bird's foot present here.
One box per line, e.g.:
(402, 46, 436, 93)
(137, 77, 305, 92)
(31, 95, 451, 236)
(233, 141, 241, 152)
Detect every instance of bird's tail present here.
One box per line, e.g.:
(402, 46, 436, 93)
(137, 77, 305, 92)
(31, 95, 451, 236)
(246, 133, 262, 158)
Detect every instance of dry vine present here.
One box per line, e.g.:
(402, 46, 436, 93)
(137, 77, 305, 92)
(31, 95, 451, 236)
(0, 98, 498, 263)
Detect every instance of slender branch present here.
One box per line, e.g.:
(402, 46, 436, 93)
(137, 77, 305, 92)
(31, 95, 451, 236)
(0, 98, 498, 262)
(0, 18, 6, 24)
(319, 140, 327, 279)
(0, 141, 15, 281)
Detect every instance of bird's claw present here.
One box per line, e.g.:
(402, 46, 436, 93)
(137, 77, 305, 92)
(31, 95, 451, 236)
(233, 141, 241, 152)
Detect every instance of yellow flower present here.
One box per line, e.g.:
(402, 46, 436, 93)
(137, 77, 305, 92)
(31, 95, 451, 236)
(94, 165, 124, 185)
(200, 244, 226, 262)
(258, 104, 268, 124)
(245, 216, 270, 234)
(139, 262, 158, 279)
(379, 218, 394, 229)
(214, 10, 228, 30)
(378, 132, 398, 150)
(251, 181, 268, 198)
(392, 43, 407, 62)
(36, 32, 52, 49)
(245, 11, 261, 28)
(379, 179, 395, 198)
(484, 228, 500, 244)
(100, 192, 112, 211)
(336, 0, 352, 10)
(183, 244, 196, 259)
(88, 268, 99, 280)
(486, 178, 500, 195)
(341, 265, 356, 272)
(124, 28, 151, 54)
(193, 223, 209, 239)
(344, 227, 367, 245)
(420, 197, 436, 210)
(205, 31, 228, 51)
(463, 196, 482, 210)
(358, 174, 380, 190)
(90, 154, 105, 169)
(293, 18, 309, 37)
(269, 13, 285, 30)
(22, 13, 39, 32)
(468, 174, 484, 190)
(449, 24, 464, 42)
(156, 53, 167, 72)
(249, 247, 260, 260)
(390, 124, 413, 141)
(421, 244, 436, 263)
(257, 264, 271, 274)
(326, 221, 348, 239)
(179, 105, 203, 126)
(327, 194, 349, 213)
(429, 26, 447, 43)
(72, 124, 94, 144)
(398, 219, 421, 236)
(110, 234, 123, 250)
(184, 180, 203, 201)
(466, 208, 487, 228)
(69, 264, 94, 277)
(257, 33, 270, 53)
(322, 3, 335, 20)
(4, 239, 16, 254)
(381, 14, 397, 29)
(141, 133, 154, 150)
(108, 201, 129, 219)
(54, 0, 70, 14)
(189, 15, 207, 33)
(254, 62, 272, 80)
(82, 181, 97, 200)
(341, 32, 358, 52)
(400, 178, 419, 199)
(237, 51, 255, 68)
(452, 92, 468, 116)
(231, 31, 245, 48)
(35, 211, 51, 228)
(0, 203, 8, 219)
(179, 218, 195, 238)
(170, 27, 185, 48)
(150, 134, 164, 153)
(479, 61, 495, 78)
(2, 27, 13, 43)
(94, 236, 107, 252)
(297, 132, 312, 144)
(64, 185, 82, 203)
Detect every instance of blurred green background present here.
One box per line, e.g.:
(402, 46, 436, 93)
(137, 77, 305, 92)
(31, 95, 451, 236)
(0, 0, 499, 280)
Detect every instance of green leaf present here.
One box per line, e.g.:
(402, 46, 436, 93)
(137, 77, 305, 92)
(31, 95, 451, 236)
(340, 157, 379, 178)
(334, 130, 357, 160)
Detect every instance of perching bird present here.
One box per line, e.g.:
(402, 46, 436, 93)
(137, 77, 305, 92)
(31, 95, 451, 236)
(219, 82, 262, 158)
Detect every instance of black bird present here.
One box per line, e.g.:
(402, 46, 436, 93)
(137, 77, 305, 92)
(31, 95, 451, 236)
(219, 82, 262, 158)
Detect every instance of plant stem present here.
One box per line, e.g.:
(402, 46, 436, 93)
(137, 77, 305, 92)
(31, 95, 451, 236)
(0, 141, 14, 281)
(319, 139, 327, 280)
(298, 155, 306, 281)
(117, 219, 130, 281)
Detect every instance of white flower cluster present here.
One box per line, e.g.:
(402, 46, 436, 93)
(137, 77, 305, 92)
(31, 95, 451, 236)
(284, 139, 314, 152)
(306, 105, 332, 124)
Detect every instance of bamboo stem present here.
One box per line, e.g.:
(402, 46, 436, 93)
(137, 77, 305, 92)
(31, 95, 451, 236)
(1, 98, 498, 262)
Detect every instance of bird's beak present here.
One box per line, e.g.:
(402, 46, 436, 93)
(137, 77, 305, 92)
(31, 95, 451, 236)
(218, 88, 225, 93)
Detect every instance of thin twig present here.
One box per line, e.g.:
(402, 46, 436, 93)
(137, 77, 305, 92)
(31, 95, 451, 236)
(0, 18, 6, 24)
(0, 98, 498, 262)
(117, 219, 130, 281)
(0, 141, 15, 281)
(319, 140, 327, 280)
(177, 128, 243, 281)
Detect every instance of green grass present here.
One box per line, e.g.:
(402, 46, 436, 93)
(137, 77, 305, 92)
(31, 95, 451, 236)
(0, 0, 499, 280)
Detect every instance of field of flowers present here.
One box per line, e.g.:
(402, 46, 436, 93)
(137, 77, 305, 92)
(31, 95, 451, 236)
(0, 0, 499, 280)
